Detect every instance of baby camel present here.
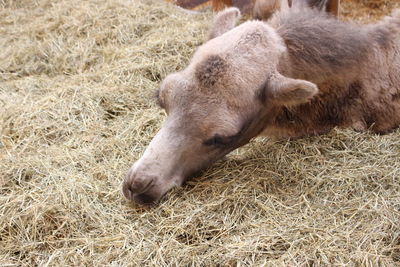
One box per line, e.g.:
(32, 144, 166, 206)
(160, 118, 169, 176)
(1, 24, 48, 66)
(123, 6, 400, 205)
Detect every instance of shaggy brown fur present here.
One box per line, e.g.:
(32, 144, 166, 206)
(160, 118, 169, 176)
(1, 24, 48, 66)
(268, 9, 400, 137)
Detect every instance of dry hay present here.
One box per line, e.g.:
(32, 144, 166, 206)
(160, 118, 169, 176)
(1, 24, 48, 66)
(341, 0, 400, 22)
(1, 0, 400, 265)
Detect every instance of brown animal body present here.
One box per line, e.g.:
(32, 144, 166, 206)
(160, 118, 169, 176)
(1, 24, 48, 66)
(253, 0, 340, 20)
(123, 6, 400, 205)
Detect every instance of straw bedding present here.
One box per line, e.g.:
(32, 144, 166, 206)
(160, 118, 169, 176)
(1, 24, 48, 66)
(1, 0, 400, 265)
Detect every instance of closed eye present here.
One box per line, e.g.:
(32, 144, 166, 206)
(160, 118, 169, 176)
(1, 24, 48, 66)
(203, 134, 234, 147)
(203, 120, 253, 148)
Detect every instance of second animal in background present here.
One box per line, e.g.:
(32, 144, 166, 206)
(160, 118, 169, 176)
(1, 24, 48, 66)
(253, 0, 340, 20)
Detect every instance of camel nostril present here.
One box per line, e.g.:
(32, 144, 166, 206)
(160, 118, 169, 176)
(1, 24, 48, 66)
(122, 170, 155, 201)
(129, 178, 154, 195)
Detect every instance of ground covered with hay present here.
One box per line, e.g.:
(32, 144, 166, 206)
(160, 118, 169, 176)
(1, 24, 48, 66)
(1, 0, 400, 265)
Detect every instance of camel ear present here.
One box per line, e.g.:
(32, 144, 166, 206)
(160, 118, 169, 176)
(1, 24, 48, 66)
(266, 73, 318, 106)
(208, 7, 241, 40)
